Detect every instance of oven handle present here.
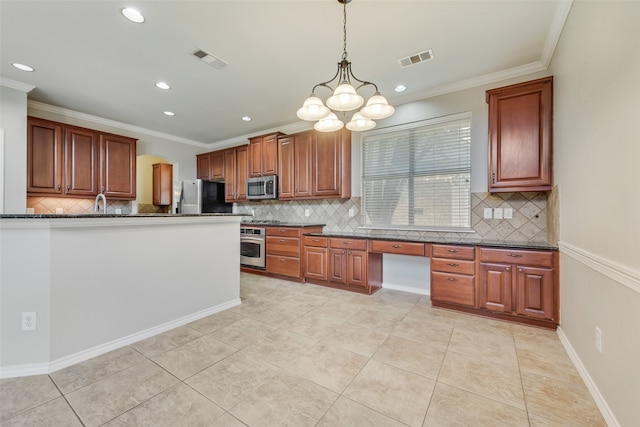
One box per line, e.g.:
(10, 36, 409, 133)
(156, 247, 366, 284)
(241, 236, 265, 243)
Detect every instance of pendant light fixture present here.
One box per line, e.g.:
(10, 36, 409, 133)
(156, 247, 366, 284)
(296, 0, 394, 132)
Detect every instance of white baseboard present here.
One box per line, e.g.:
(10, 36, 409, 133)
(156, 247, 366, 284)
(382, 281, 429, 296)
(0, 298, 241, 379)
(557, 327, 620, 427)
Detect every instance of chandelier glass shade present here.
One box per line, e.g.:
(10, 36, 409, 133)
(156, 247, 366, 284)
(297, 0, 394, 132)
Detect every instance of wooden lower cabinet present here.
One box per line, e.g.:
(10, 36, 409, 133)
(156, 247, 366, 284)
(304, 246, 328, 281)
(430, 244, 476, 308)
(478, 247, 558, 325)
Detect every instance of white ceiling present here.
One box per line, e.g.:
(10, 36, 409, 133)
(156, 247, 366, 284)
(0, 0, 571, 148)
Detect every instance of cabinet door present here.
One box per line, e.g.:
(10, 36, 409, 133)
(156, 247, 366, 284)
(153, 163, 173, 206)
(478, 262, 512, 313)
(278, 137, 295, 199)
(329, 248, 348, 284)
(65, 126, 99, 196)
(314, 131, 342, 197)
(248, 137, 263, 177)
(196, 153, 211, 180)
(27, 118, 63, 194)
(487, 77, 553, 192)
(347, 250, 367, 289)
(100, 134, 136, 199)
(262, 134, 278, 176)
(515, 266, 554, 321)
(210, 151, 224, 180)
(305, 246, 328, 281)
(235, 145, 248, 201)
(223, 148, 237, 201)
(294, 131, 313, 198)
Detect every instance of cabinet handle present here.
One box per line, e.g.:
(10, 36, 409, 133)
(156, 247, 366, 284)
(312, 239, 319, 242)
(447, 263, 460, 267)
(279, 258, 285, 262)
(101, 186, 105, 193)
(447, 249, 458, 253)
(492, 173, 496, 184)
(279, 239, 285, 242)
(343, 241, 351, 245)
(506, 267, 511, 272)
(57, 184, 61, 190)
(447, 277, 458, 282)
(279, 229, 286, 233)
(342, 250, 346, 254)
(348, 250, 351, 255)
(392, 244, 401, 248)
(518, 268, 523, 272)
(66, 184, 70, 191)
(507, 253, 523, 258)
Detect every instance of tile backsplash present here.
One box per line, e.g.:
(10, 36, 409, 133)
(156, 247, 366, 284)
(236, 192, 552, 244)
(27, 196, 132, 215)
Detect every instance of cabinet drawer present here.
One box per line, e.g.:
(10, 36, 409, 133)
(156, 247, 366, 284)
(431, 258, 475, 275)
(303, 236, 328, 247)
(266, 227, 300, 238)
(432, 244, 475, 260)
(266, 255, 301, 277)
(431, 272, 475, 307)
(329, 238, 367, 251)
(479, 248, 554, 267)
(266, 236, 300, 257)
(369, 240, 425, 256)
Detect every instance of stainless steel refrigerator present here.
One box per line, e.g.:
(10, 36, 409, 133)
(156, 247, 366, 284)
(178, 179, 232, 214)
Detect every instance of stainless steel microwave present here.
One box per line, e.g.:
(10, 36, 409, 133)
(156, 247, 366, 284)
(246, 175, 277, 200)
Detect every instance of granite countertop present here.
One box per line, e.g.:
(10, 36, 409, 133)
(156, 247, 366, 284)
(240, 221, 325, 228)
(303, 231, 559, 251)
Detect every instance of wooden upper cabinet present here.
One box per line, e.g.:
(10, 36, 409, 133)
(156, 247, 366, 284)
(153, 163, 173, 206)
(486, 76, 553, 192)
(27, 117, 63, 194)
(223, 146, 248, 202)
(65, 126, 99, 196)
(248, 132, 284, 177)
(196, 153, 211, 179)
(277, 129, 350, 200)
(27, 117, 136, 200)
(100, 133, 137, 199)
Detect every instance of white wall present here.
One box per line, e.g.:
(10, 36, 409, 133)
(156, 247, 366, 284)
(549, 1, 640, 426)
(0, 86, 28, 213)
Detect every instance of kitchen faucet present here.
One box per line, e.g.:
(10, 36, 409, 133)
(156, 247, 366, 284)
(94, 193, 107, 214)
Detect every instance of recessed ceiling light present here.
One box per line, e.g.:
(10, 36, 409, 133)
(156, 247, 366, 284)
(241, 116, 252, 122)
(163, 111, 175, 116)
(155, 82, 170, 90)
(13, 63, 34, 72)
(394, 85, 407, 93)
(122, 8, 145, 23)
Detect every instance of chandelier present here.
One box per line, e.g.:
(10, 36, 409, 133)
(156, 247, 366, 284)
(296, 0, 394, 132)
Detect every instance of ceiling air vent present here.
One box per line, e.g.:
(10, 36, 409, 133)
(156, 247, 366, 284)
(191, 49, 228, 70)
(398, 49, 434, 68)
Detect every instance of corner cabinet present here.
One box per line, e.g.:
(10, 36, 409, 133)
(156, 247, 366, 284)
(27, 117, 136, 200)
(486, 76, 553, 192)
(278, 129, 351, 200)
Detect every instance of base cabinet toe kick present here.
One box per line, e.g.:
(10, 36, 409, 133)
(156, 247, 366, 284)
(247, 233, 559, 328)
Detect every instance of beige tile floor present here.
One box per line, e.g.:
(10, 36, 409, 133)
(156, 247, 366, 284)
(0, 273, 607, 426)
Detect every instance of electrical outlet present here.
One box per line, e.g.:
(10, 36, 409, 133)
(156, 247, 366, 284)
(304, 209, 310, 217)
(483, 208, 492, 219)
(348, 208, 355, 217)
(595, 326, 603, 353)
(22, 312, 37, 331)
(115, 208, 122, 214)
(249, 209, 255, 216)
(504, 208, 513, 219)
(493, 208, 503, 219)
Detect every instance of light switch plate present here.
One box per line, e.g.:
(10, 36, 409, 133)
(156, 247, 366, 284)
(483, 208, 492, 219)
(494, 208, 503, 219)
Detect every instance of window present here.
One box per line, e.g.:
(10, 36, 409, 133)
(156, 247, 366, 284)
(362, 112, 471, 231)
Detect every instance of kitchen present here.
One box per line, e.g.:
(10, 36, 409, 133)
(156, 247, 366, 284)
(1, 1, 639, 426)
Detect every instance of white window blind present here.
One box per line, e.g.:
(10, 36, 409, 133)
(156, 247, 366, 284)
(362, 112, 471, 231)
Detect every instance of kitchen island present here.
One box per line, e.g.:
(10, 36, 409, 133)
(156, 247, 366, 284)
(0, 214, 242, 378)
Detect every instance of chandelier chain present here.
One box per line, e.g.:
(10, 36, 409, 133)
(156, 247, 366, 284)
(342, 0, 348, 60)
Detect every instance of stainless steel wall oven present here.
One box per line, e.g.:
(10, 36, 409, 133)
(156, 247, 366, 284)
(240, 227, 266, 269)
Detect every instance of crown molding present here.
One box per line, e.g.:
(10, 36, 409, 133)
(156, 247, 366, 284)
(541, 0, 574, 67)
(27, 100, 210, 148)
(0, 77, 35, 93)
